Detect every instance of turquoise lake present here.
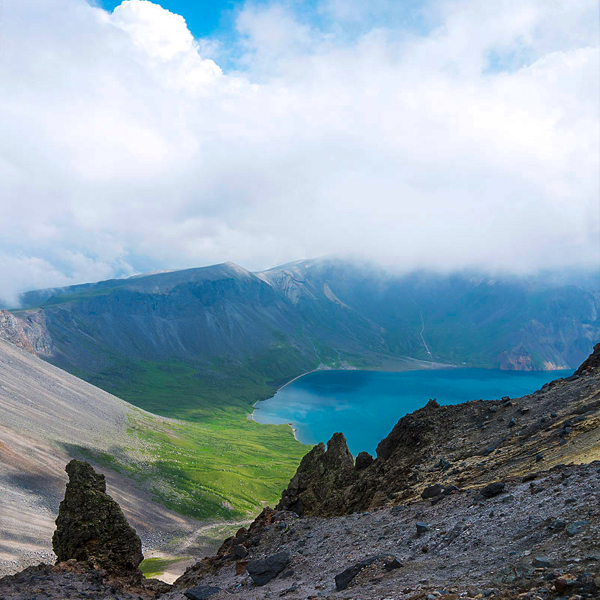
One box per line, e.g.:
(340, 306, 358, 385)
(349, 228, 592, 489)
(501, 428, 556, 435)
(253, 368, 572, 455)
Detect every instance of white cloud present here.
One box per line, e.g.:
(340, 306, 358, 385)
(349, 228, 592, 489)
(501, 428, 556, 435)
(0, 0, 598, 305)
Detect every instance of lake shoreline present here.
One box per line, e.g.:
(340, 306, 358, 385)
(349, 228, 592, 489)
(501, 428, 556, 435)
(249, 367, 573, 455)
(248, 356, 457, 443)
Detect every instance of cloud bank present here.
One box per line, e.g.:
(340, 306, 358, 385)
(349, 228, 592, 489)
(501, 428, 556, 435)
(0, 0, 598, 305)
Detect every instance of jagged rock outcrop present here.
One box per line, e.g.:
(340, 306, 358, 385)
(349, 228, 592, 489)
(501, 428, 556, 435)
(52, 460, 143, 575)
(376, 398, 440, 460)
(354, 451, 374, 469)
(276, 432, 355, 516)
(0, 309, 51, 355)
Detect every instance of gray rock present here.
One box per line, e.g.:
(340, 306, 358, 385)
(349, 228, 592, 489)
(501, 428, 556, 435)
(416, 522, 430, 534)
(548, 518, 566, 530)
(184, 585, 221, 600)
(247, 551, 291, 585)
(533, 557, 554, 568)
(334, 555, 401, 591)
(566, 520, 589, 536)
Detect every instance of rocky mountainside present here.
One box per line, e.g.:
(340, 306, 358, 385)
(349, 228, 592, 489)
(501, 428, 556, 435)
(1, 344, 598, 600)
(3, 260, 598, 421)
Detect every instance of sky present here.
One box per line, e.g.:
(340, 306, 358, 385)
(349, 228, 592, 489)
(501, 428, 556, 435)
(0, 0, 599, 306)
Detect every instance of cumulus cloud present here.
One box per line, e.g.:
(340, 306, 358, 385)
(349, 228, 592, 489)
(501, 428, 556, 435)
(0, 0, 598, 305)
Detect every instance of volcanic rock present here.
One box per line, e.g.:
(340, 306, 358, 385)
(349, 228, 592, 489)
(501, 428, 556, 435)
(481, 482, 505, 498)
(276, 432, 354, 516)
(52, 460, 143, 575)
(246, 551, 291, 585)
(184, 585, 221, 600)
(355, 451, 374, 470)
(421, 484, 445, 499)
(576, 342, 600, 375)
(334, 555, 401, 591)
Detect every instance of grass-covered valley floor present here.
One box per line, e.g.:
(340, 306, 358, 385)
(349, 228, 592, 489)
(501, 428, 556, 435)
(66, 357, 311, 520)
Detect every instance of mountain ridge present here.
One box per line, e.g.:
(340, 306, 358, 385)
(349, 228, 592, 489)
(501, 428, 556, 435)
(1, 260, 597, 432)
(10, 258, 597, 375)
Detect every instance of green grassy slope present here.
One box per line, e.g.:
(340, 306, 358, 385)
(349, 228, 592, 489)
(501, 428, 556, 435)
(66, 355, 311, 519)
(128, 410, 308, 519)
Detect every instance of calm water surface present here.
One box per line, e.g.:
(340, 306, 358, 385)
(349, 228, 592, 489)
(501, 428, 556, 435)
(253, 368, 572, 455)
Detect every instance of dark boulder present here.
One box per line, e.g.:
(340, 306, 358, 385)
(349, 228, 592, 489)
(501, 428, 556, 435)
(335, 555, 401, 591)
(247, 551, 291, 585)
(480, 482, 505, 498)
(355, 451, 374, 470)
(421, 484, 445, 499)
(52, 460, 143, 575)
(184, 585, 221, 600)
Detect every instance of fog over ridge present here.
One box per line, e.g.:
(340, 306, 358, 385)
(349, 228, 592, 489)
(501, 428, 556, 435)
(0, 0, 598, 306)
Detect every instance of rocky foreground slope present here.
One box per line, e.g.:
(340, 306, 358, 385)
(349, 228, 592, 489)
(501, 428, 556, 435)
(1, 345, 599, 600)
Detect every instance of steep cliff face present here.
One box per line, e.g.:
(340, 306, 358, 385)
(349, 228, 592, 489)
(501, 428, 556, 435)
(262, 260, 600, 371)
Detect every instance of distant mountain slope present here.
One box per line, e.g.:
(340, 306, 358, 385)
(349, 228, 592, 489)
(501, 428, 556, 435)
(9, 262, 408, 419)
(263, 259, 600, 370)
(7, 259, 599, 420)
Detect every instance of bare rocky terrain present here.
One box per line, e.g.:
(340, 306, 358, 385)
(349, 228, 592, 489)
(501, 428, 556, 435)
(1, 344, 598, 600)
